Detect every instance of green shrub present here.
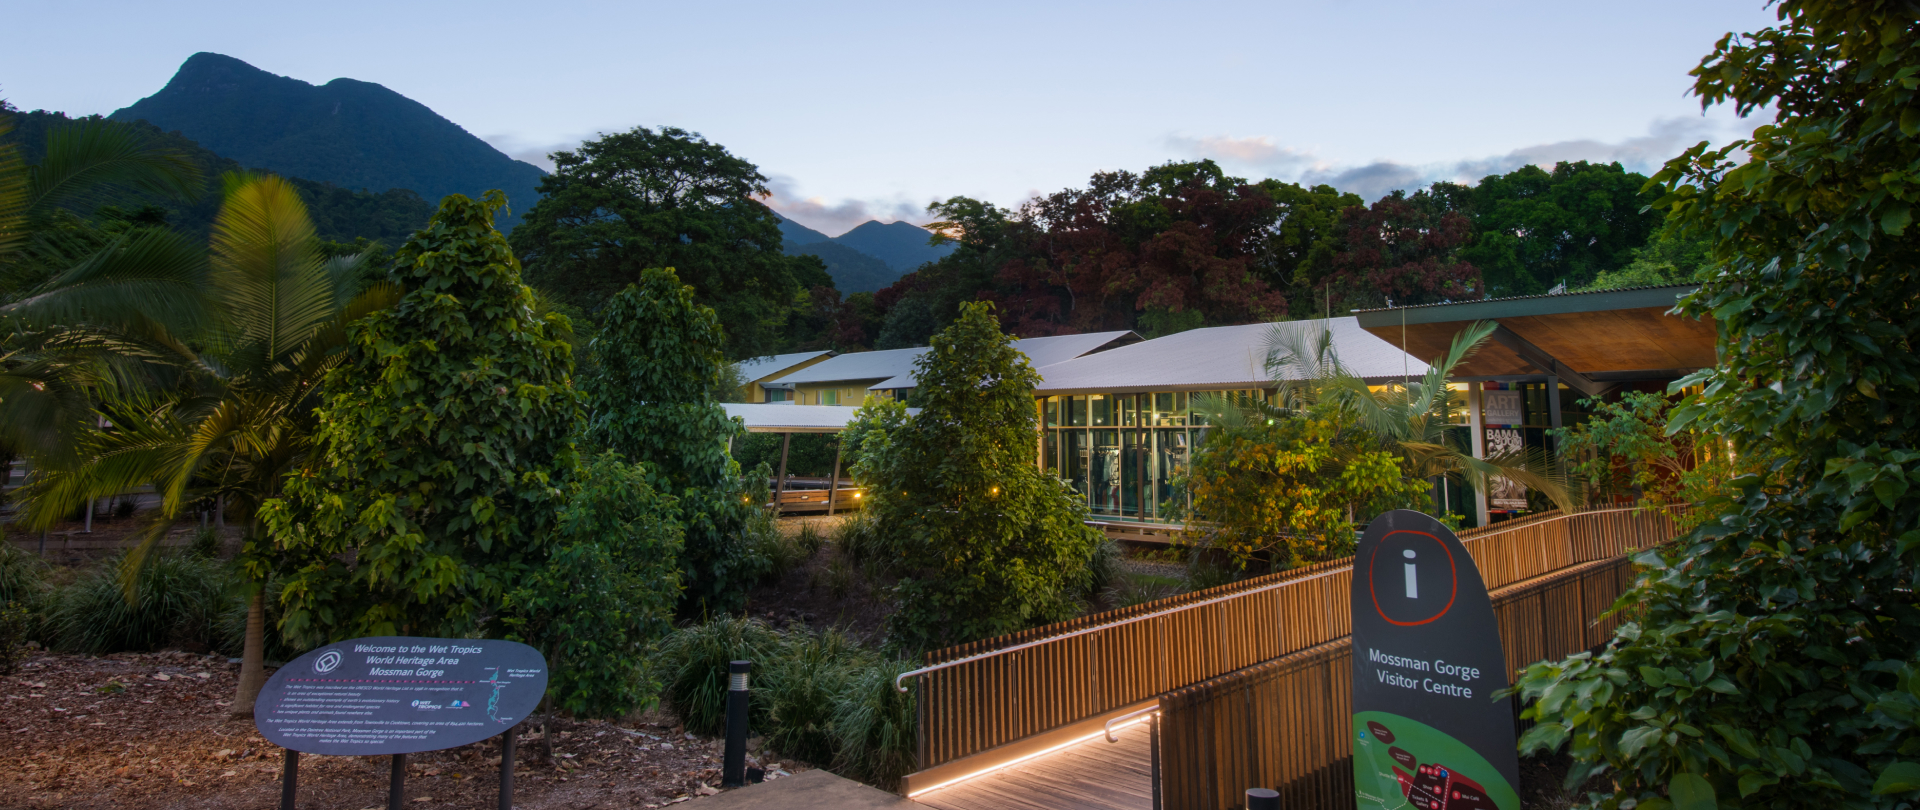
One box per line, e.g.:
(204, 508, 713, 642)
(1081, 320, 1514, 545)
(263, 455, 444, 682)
(0, 601, 31, 674)
(658, 616, 782, 735)
(505, 452, 683, 719)
(763, 627, 870, 765)
(0, 543, 48, 608)
(834, 510, 886, 567)
(1184, 552, 1241, 592)
(1103, 573, 1185, 609)
(188, 527, 221, 559)
(216, 578, 302, 664)
(1085, 540, 1122, 597)
(52, 553, 238, 654)
(832, 656, 920, 789)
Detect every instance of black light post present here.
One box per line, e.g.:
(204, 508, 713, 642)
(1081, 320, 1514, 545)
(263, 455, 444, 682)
(1245, 787, 1279, 810)
(723, 660, 750, 787)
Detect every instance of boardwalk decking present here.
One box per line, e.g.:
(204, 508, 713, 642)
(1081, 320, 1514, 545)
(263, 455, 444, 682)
(912, 721, 1154, 810)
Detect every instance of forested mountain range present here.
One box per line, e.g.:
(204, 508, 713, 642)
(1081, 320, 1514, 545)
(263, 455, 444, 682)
(110, 52, 544, 230)
(0, 105, 431, 246)
(774, 216, 956, 293)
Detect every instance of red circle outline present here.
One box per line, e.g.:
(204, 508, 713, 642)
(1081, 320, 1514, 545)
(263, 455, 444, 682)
(1367, 530, 1457, 626)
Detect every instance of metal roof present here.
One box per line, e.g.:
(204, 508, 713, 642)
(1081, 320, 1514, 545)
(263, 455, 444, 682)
(1032, 317, 1429, 395)
(1350, 284, 1698, 319)
(768, 346, 933, 386)
(865, 330, 1139, 390)
(733, 350, 834, 384)
(721, 403, 919, 433)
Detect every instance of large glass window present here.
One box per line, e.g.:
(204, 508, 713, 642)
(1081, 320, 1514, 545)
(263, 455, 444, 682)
(1067, 430, 1091, 497)
(1089, 394, 1112, 427)
(1044, 396, 1060, 427)
(1068, 396, 1087, 427)
(1090, 429, 1120, 515)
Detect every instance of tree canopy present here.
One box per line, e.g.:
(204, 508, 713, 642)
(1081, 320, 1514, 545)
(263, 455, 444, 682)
(586, 266, 768, 612)
(859, 301, 1106, 650)
(267, 190, 581, 645)
(1514, 3, 1920, 806)
(510, 126, 829, 357)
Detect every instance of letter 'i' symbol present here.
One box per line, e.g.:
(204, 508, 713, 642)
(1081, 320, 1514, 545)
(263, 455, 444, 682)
(1403, 549, 1418, 599)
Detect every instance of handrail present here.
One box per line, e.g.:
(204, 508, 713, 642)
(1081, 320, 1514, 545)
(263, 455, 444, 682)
(1103, 704, 1160, 742)
(891, 503, 1668, 691)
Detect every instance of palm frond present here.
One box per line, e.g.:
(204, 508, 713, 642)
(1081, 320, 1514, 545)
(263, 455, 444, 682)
(0, 113, 27, 262)
(1, 226, 209, 333)
(27, 118, 201, 216)
(210, 174, 337, 380)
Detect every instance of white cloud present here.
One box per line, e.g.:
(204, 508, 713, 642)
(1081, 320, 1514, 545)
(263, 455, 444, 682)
(1165, 134, 1329, 174)
(480, 133, 587, 172)
(760, 174, 933, 237)
(1170, 115, 1764, 200)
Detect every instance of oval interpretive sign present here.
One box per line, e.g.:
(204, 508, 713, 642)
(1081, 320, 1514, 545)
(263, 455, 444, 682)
(254, 636, 548, 756)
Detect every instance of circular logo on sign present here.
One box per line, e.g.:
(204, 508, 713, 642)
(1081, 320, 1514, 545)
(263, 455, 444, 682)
(1368, 529, 1458, 626)
(313, 650, 342, 674)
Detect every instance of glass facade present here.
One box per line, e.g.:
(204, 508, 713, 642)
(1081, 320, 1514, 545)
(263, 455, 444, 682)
(1036, 390, 1269, 522)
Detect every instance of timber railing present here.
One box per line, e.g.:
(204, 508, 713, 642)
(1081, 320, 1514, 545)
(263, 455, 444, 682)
(899, 504, 1687, 793)
(1157, 551, 1644, 810)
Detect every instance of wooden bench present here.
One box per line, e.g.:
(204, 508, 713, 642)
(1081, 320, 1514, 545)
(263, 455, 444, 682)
(773, 487, 865, 514)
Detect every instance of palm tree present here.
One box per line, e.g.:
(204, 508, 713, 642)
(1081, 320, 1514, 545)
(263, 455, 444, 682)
(1255, 318, 1571, 515)
(0, 112, 208, 469)
(17, 174, 400, 715)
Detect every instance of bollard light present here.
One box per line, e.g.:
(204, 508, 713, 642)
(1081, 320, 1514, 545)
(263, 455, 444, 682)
(723, 660, 751, 788)
(1246, 787, 1279, 810)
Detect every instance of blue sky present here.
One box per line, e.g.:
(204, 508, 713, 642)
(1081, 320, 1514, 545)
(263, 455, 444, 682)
(6, 1, 1777, 236)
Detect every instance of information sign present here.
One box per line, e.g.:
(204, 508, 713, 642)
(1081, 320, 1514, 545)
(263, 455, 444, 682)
(255, 636, 548, 756)
(1351, 510, 1519, 810)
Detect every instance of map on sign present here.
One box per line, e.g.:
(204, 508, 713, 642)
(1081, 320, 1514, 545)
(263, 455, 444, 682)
(254, 636, 548, 756)
(1353, 711, 1511, 810)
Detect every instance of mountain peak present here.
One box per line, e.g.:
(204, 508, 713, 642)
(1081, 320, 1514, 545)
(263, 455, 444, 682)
(112, 53, 545, 229)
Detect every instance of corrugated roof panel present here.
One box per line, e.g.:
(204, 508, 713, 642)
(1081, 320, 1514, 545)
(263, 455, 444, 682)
(865, 330, 1138, 390)
(1033, 317, 1429, 393)
(768, 346, 933, 385)
(733, 350, 834, 383)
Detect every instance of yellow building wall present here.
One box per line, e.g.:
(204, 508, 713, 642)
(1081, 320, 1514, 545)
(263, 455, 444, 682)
(790, 383, 878, 406)
(741, 354, 837, 402)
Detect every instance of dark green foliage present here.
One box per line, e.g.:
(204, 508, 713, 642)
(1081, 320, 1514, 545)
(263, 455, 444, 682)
(588, 267, 769, 612)
(511, 127, 823, 356)
(1435, 160, 1663, 296)
(830, 656, 920, 789)
(0, 542, 47, 607)
(656, 617, 918, 779)
(657, 615, 782, 736)
(267, 190, 581, 645)
(0, 107, 431, 245)
(0, 601, 29, 674)
(1579, 228, 1714, 292)
(1260, 181, 1364, 309)
(111, 53, 543, 230)
(51, 553, 235, 655)
(732, 433, 840, 478)
(862, 302, 1105, 650)
(505, 453, 683, 718)
(761, 627, 870, 765)
(1513, 4, 1920, 807)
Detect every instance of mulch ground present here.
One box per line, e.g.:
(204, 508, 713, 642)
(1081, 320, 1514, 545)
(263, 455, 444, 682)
(0, 652, 809, 810)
